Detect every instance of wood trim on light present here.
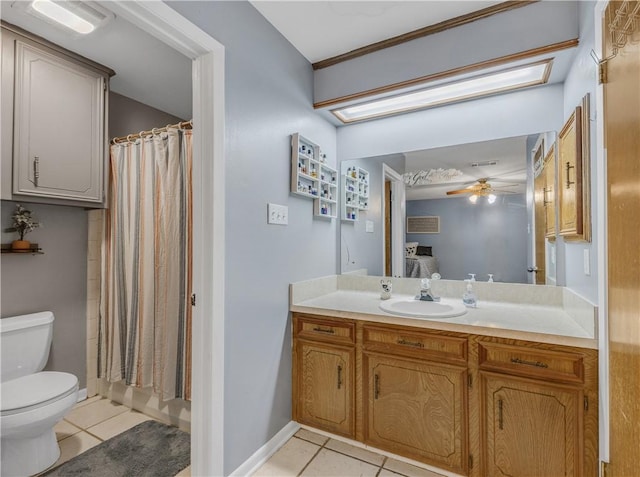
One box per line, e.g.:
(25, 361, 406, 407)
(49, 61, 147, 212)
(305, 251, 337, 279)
(314, 38, 578, 110)
(312, 1, 538, 70)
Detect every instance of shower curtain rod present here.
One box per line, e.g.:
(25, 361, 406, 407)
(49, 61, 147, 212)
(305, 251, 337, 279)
(111, 119, 193, 145)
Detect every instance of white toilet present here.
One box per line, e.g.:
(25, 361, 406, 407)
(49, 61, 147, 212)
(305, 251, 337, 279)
(0, 311, 79, 476)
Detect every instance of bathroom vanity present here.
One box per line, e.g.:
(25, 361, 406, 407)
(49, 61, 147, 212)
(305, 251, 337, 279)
(290, 275, 598, 477)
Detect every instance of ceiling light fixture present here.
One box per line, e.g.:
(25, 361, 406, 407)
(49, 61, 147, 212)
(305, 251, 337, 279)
(332, 59, 552, 123)
(30, 0, 96, 34)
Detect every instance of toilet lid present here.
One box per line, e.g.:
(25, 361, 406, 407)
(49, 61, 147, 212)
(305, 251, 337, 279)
(1, 371, 78, 414)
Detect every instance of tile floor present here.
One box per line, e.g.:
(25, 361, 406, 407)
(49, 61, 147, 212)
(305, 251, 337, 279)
(252, 428, 446, 477)
(43, 396, 191, 477)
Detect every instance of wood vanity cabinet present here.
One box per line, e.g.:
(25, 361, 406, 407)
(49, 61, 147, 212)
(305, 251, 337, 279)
(292, 314, 355, 438)
(292, 313, 598, 477)
(476, 339, 598, 477)
(362, 324, 468, 474)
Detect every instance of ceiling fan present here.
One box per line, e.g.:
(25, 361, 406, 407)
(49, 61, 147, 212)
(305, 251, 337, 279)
(446, 178, 519, 203)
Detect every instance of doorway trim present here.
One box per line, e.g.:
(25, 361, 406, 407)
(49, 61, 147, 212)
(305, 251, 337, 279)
(97, 2, 225, 475)
(382, 164, 405, 277)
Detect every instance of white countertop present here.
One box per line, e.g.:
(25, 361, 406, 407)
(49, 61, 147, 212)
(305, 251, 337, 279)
(290, 289, 597, 349)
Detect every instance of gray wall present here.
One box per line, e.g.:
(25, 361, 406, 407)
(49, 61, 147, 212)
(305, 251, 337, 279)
(406, 194, 528, 283)
(340, 154, 405, 275)
(109, 92, 184, 139)
(1, 201, 88, 387)
(167, 2, 338, 474)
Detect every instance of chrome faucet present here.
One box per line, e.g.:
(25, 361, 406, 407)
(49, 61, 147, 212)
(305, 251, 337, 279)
(418, 278, 440, 302)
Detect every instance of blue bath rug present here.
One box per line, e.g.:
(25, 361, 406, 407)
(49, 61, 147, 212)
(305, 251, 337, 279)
(42, 420, 190, 477)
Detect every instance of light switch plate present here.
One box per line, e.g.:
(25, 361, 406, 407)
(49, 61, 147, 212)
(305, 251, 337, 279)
(267, 203, 288, 225)
(366, 220, 374, 233)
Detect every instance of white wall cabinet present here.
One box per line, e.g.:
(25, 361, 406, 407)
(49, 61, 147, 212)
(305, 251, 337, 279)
(1, 25, 111, 205)
(290, 133, 337, 219)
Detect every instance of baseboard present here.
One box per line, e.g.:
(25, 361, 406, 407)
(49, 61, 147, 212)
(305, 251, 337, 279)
(230, 421, 300, 477)
(77, 388, 88, 402)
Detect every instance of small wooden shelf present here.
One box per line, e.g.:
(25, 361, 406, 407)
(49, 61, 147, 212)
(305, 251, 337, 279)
(1, 243, 43, 254)
(341, 166, 369, 221)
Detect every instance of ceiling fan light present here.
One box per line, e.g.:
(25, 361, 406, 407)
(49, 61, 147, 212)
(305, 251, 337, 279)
(488, 194, 497, 204)
(468, 194, 478, 204)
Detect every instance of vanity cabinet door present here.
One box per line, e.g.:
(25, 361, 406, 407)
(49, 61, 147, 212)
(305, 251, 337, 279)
(364, 353, 468, 475)
(294, 340, 354, 438)
(481, 372, 581, 477)
(12, 39, 105, 203)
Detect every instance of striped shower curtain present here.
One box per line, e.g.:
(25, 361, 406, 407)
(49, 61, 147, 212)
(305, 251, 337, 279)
(99, 128, 192, 401)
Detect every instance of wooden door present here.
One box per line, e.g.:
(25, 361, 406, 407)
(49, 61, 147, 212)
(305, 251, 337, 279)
(295, 341, 354, 437)
(533, 172, 547, 284)
(365, 354, 467, 474)
(384, 180, 392, 276)
(603, 2, 640, 475)
(12, 39, 104, 202)
(482, 373, 581, 477)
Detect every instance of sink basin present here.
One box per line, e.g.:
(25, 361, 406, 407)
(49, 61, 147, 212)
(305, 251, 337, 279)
(379, 298, 468, 319)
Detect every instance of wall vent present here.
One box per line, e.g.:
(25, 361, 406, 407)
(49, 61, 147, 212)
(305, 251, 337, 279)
(407, 216, 440, 234)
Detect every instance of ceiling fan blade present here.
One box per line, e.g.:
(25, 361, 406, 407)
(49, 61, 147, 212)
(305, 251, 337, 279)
(446, 189, 473, 195)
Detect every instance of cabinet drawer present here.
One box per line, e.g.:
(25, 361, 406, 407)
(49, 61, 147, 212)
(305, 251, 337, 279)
(478, 341, 584, 383)
(294, 314, 355, 345)
(363, 325, 467, 364)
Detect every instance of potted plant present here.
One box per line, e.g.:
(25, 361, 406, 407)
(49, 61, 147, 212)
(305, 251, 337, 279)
(6, 204, 40, 251)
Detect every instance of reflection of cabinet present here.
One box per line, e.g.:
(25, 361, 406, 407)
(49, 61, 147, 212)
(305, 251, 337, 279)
(292, 313, 599, 477)
(2, 26, 110, 204)
(290, 133, 338, 219)
(558, 107, 583, 236)
(341, 166, 369, 221)
(543, 145, 557, 237)
(292, 314, 355, 438)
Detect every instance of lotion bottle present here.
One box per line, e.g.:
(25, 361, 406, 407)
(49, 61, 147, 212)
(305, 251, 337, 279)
(462, 280, 477, 308)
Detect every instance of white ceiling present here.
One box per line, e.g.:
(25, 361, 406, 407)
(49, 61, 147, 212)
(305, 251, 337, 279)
(403, 135, 531, 201)
(250, 1, 503, 63)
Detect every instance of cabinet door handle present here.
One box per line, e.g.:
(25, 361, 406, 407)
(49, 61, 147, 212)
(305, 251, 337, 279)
(30, 156, 40, 187)
(565, 161, 575, 189)
(312, 327, 335, 334)
(498, 399, 504, 430)
(374, 373, 380, 400)
(337, 365, 342, 390)
(510, 357, 549, 368)
(397, 338, 424, 348)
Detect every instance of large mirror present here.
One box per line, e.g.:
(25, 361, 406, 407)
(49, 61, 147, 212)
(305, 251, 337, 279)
(339, 132, 558, 285)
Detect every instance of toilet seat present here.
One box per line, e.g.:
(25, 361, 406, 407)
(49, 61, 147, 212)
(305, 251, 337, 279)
(1, 371, 78, 416)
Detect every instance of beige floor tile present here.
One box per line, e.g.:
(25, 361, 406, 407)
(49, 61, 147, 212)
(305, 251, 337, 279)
(252, 437, 319, 477)
(174, 465, 191, 476)
(71, 395, 102, 410)
(65, 398, 128, 429)
(86, 410, 153, 440)
(324, 439, 385, 466)
(54, 431, 102, 468)
(54, 419, 82, 441)
(379, 470, 404, 477)
(295, 428, 329, 446)
(384, 458, 444, 477)
(301, 448, 379, 477)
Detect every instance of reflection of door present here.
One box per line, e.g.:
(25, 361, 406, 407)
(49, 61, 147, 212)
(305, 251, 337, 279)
(383, 164, 405, 278)
(533, 172, 546, 284)
(604, 2, 640, 475)
(385, 180, 392, 276)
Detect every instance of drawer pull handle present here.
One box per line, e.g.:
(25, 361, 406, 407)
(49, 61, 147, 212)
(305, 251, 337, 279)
(337, 365, 342, 390)
(510, 357, 549, 368)
(397, 338, 424, 348)
(565, 161, 575, 189)
(498, 399, 504, 430)
(312, 327, 335, 334)
(374, 374, 380, 399)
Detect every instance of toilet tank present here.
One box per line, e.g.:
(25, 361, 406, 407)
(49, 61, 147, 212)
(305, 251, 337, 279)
(0, 311, 54, 382)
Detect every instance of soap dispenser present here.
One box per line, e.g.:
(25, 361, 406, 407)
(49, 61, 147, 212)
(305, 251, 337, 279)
(462, 280, 477, 308)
